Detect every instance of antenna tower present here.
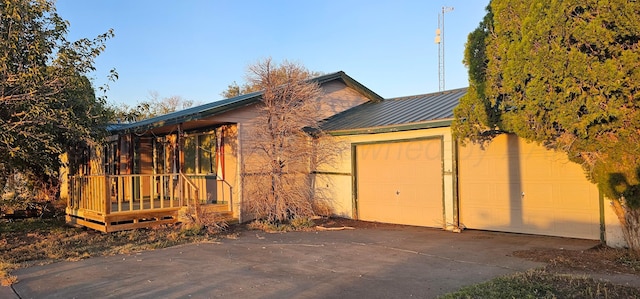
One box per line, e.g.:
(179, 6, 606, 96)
(435, 6, 454, 91)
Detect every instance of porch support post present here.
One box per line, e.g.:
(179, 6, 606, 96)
(104, 176, 111, 215)
(177, 124, 184, 205)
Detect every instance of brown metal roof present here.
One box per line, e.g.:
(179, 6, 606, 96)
(321, 87, 467, 132)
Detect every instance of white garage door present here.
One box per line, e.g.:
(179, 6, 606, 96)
(355, 139, 443, 228)
(458, 134, 600, 239)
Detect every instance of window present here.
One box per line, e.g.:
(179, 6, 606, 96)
(198, 134, 216, 174)
(183, 131, 217, 175)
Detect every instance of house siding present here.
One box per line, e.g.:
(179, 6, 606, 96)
(202, 80, 372, 221)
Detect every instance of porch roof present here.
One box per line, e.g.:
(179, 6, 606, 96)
(320, 87, 467, 135)
(111, 71, 383, 134)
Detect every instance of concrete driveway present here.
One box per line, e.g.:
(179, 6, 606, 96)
(4, 225, 598, 298)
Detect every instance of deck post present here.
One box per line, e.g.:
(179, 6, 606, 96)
(104, 176, 111, 214)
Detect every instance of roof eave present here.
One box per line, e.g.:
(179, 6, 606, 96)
(112, 96, 261, 134)
(109, 71, 382, 135)
(327, 118, 453, 136)
(315, 71, 384, 102)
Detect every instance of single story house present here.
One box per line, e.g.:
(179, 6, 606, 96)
(64, 72, 626, 247)
(64, 72, 382, 232)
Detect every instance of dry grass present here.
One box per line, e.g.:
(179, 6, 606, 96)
(441, 245, 640, 298)
(0, 262, 17, 286)
(513, 245, 640, 275)
(0, 217, 222, 285)
(440, 269, 640, 299)
(247, 217, 316, 233)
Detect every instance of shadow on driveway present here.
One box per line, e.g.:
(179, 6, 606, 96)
(5, 225, 598, 298)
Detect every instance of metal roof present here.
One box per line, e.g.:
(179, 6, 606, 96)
(112, 71, 383, 134)
(320, 87, 467, 134)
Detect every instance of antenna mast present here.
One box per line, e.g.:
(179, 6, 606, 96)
(435, 6, 454, 91)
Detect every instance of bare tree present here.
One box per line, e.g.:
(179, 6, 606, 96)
(221, 71, 325, 99)
(242, 58, 337, 223)
(113, 92, 198, 122)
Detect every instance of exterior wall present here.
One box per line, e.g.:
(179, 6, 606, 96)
(604, 199, 627, 248)
(59, 153, 69, 201)
(66, 80, 374, 223)
(317, 81, 374, 119)
(317, 127, 456, 230)
(217, 125, 240, 218)
(320, 128, 626, 245)
(207, 81, 372, 221)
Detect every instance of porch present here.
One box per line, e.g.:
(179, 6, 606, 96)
(66, 173, 235, 232)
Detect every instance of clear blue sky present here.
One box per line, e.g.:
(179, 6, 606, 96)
(56, 0, 490, 106)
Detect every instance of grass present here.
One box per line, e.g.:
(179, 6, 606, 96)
(0, 217, 223, 285)
(246, 217, 316, 232)
(439, 269, 640, 299)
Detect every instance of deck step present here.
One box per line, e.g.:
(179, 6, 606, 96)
(203, 210, 236, 223)
(201, 203, 231, 212)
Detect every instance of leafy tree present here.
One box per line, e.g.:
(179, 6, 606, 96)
(0, 0, 114, 205)
(453, 0, 640, 250)
(112, 92, 197, 122)
(242, 58, 336, 223)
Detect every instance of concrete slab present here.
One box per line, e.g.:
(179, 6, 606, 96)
(5, 226, 598, 298)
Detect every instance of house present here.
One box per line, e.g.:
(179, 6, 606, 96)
(65, 72, 625, 247)
(65, 71, 383, 232)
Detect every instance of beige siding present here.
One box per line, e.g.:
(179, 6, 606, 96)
(458, 134, 600, 239)
(216, 125, 238, 216)
(604, 199, 627, 247)
(317, 81, 372, 119)
(212, 81, 371, 221)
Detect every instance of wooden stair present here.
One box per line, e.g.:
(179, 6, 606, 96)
(184, 203, 237, 224)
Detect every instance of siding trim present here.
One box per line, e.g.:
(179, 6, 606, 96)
(328, 119, 453, 136)
(311, 171, 352, 176)
(599, 189, 606, 243)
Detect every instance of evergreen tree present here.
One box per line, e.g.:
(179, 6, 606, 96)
(453, 0, 640, 249)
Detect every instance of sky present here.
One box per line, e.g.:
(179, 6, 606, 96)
(56, 0, 490, 106)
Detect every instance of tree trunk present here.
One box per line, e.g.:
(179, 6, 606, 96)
(612, 199, 640, 252)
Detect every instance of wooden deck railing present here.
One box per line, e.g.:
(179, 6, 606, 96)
(69, 173, 199, 215)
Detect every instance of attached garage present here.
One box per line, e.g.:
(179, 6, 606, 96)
(318, 87, 623, 246)
(458, 134, 601, 239)
(354, 138, 444, 228)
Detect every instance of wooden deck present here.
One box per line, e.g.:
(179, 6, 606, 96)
(66, 173, 235, 232)
(66, 203, 233, 233)
(66, 206, 181, 232)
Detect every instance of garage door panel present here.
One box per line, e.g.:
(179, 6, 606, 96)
(522, 184, 554, 208)
(464, 207, 512, 230)
(494, 183, 523, 206)
(459, 134, 600, 239)
(356, 139, 443, 228)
